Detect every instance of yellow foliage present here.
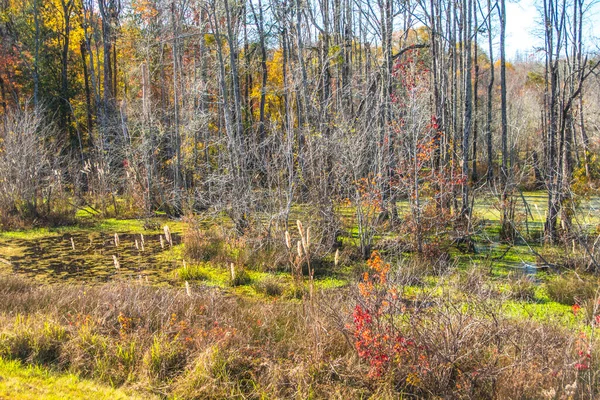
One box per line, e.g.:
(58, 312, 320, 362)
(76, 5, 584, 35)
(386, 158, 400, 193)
(249, 49, 285, 124)
(494, 60, 515, 71)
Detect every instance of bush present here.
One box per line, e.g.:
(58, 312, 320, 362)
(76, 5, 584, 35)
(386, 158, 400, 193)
(177, 264, 209, 282)
(229, 268, 252, 287)
(0, 108, 74, 229)
(454, 266, 496, 298)
(253, 277, 284, 297)
(350, 252, 597, 399)
(144, 335, 187, 382)
(507, 274, 536, 301)
(545, 272, 599, 305)
(0, 316, 67, 365)
(183, 223, 224, 262)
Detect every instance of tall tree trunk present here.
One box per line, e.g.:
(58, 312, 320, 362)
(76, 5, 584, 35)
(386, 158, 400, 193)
(33, 0, 40, 109)
(60, 0, 73, 140)
(80, 40, 93, 142)
(461, 0, 473, 217)
(543, 0, 561, 244)
(471, 3, 479, 183)
(171, 0, 182, 212)
(499, 0, 512, 239)
(486, 0, 495, 184)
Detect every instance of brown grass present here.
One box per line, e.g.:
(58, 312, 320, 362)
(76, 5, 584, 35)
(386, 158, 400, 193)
(0, 271, 598, 399)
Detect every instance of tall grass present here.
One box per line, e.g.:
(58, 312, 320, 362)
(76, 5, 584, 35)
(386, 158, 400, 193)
(0, 269, 598, 398)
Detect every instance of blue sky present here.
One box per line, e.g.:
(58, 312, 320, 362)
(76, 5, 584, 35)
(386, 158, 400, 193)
(505, 0, 600, 59)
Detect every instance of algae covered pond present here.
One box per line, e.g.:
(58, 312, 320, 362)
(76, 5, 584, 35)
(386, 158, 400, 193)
(1, 191, 599, 286)
(0, 222, 182, 285)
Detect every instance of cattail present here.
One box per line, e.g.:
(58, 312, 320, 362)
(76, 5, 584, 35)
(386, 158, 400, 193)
(70, 237, 75, 251)
(160, 235, 165, 249)
(135, 239, 139, 250)
(113, 255, 120, 269)
(334, 249, 339, 267)
(114, 233, 120, 247)
(185, 281, 191, 297)
(285, 231, 291, 249)
(305, 227, 311, 251)
(230, 263, 236, 281)
(163, 225, 172, 246)
(297, 240, 303, 257)
(297, 220, 308, 254)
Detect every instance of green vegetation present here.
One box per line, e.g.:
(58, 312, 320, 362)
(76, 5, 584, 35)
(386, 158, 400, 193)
(1, 191, 600, 397)
(0, 357, 152, 400)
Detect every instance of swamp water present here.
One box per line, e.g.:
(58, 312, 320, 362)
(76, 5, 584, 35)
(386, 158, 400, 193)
(0, 231, 181, 284)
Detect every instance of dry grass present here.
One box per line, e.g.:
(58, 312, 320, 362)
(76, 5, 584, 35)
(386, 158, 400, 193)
(545, 272, 600, 305)
(0, 267, 599, 398)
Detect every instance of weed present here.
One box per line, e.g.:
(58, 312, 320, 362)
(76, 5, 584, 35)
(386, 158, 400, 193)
(144, 335, 187, 382)
(507, 273, 537, 301)
(545, 272, 599, 305)
(253, 276, 284, 297)
(229, 268, 252, 287)
(183, 222, 224, 262)
(177, 264, 209, 282)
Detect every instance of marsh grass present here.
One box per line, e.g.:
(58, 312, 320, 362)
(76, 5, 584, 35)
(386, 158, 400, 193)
(545, 272, 600, 305)
(1, 270, 600, 398)
(0, 356, 152, 400)
(177, 264, 209, 282)
(252, 276, 285, 296)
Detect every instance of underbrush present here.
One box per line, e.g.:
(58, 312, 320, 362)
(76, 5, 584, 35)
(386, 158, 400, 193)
(177, 263, 209, 282)
(1, 269, 600, 398)
(182, 217, 336, 277)
(0, 274, 361, 398)
(350, 252, 600, 399)
(252, 276, 285, 297)
(545, 272, 600, 305)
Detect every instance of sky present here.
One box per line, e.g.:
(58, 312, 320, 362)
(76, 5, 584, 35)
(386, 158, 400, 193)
(505, 0, 600, 60)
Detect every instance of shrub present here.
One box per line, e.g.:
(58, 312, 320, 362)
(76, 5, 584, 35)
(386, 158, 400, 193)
(229, 268, 252, 287)
(0, 315, 67, 365)
(350, 252, 597, 398)
(183, 223, 224, 262)
(545, 272, 599, 305)
(177, 264, 209, 282)
(507, 274, 537, 301)
(143, 335, 187, 382)
(0, 108, 75, 229)
(253, 277, 284, 297)
(454, 266, 496, 298)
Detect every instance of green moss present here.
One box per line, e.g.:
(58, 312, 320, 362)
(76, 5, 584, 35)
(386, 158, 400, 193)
(177, 264, 210, 281)
(502, 300, 582, 328)
(174, 263, 230, 287)
(158, 243, 185, 263)
(314, 277, 348, 290)
(94, 218, 185, 234)
(0, 228, 62, 240)
(74, 207, 101, 219)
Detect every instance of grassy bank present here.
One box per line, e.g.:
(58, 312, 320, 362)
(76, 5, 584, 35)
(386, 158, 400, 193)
(0, 357, 152, 400)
